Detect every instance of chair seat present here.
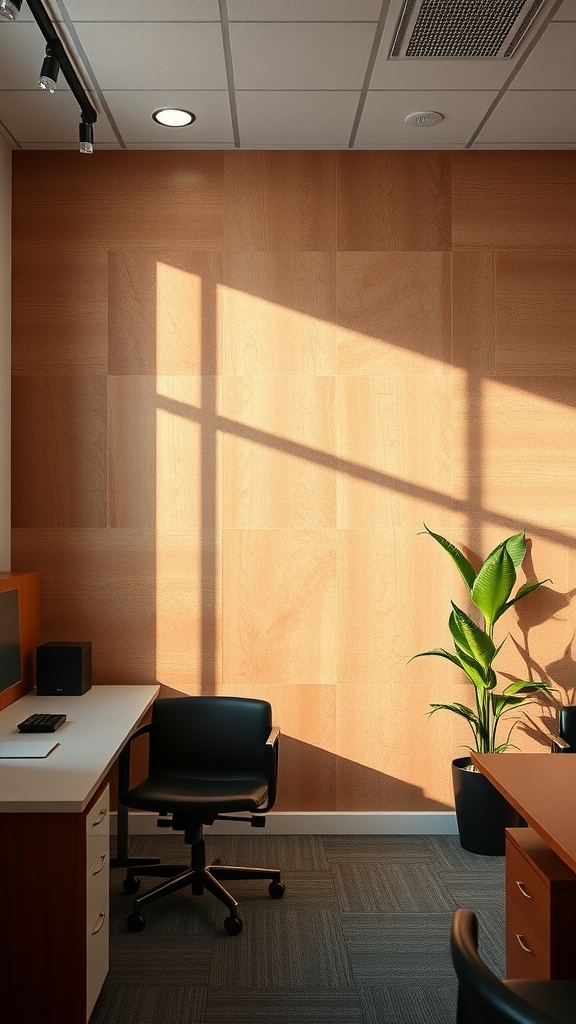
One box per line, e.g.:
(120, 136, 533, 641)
(506, 980, 576, 1024)
(125, 773, 269, 815)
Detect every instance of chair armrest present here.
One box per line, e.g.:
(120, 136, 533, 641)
(262, 726, 280, 812)
(549, 731, 572, 752)
(118, 723, 151, 799)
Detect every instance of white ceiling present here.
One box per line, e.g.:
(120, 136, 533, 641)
(0, 0, 575, 151)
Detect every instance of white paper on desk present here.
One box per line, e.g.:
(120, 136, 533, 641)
(0, 739, 59, 758)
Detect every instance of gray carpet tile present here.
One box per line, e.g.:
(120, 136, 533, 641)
(342, 913, 456, 985)
(332, 862, 455, 914)
(359, 984, 458, 1024)
(322, 834, 440, 863)
(204, 991, 365, 1024)
(209, 907, 355, 989)
(91, 985, 207, 1024)
(92, 833, 508, 1024)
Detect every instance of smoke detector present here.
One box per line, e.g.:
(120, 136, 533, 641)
(405, 111, 444, 126)
(390, 0, 549, 59)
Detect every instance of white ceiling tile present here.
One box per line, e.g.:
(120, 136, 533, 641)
(370, 55, 512, 92)
(553, 0, 576, 19)
(472, 142, 576, 148)
(64, 0, 220, 20)
(512, 23, 576, 88)
(228, 0, 381, 20)
(356, 90, 500, 145)
(229, 22, 376, 89)
(476, 90, 576, 144)
(236, 91, 360, 145)
(0, 88, 116, 144)
(0, 23, 54, 89)
(125, 142, 236, 149)
(104, 90, 234, 145)
(73, 22, 228, 90)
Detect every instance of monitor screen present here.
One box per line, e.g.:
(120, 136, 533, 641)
(0, 589, 22, 694)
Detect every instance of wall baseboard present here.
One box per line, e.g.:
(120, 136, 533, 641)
(112, 810, 458, 836)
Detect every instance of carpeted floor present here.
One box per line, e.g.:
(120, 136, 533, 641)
(90, 832, 505, 1024)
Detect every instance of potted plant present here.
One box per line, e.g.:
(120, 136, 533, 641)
(410, 526, 553, 854)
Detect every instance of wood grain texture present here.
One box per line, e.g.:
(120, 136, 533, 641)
(337, 151, 451, 252)
(335, 375, 453, 528)
(452, 250, 495, 376)
(12, 375, 107, 527)
(12, 246, 108, 375)
(452, 152, 576, 250)
(496, 252, 576, 376)
(221, 375, 337, 529)
(109, 250, 222, 376)
(224, 151, 337, 251)
(336, 251, 451, 375)
(221, 251, 337, 376)
(222, 529, 338, 687)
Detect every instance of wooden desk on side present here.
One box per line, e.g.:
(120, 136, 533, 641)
(0, 685, 159, 1024)
(473, 752, 576, 980)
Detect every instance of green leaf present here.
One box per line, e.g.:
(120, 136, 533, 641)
(501, 679, 554, 698)
(471, 545, 516, 629)
(421, 525, 476, 591)
(491, 693, 529, 717)
(504, 531, 527, 569)
(494, 579, 552, 623)
(454, 647, 488, 690)
(408, 648, 464, 669)
(450, 603, 495, 673)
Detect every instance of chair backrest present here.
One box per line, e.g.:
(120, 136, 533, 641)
(558, 707, 576, 750)
(450, 909, 560, 1024)
(148, 696, 273, 783)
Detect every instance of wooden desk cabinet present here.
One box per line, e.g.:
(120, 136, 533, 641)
(506, 827, 576, 980)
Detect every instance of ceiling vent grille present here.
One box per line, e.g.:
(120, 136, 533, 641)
(389, 0, 548, 59)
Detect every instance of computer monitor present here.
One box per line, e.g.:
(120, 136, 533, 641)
(0, 589, 22, 695)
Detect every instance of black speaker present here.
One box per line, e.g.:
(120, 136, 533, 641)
(36, 642, 92, 696)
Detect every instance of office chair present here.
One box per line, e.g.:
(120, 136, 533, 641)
(119, 695, 285, 935)
(549, 707, 576, 753)
(450, 909, 576, 1024)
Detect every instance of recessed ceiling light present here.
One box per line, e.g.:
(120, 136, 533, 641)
(152, 108, 196, 128)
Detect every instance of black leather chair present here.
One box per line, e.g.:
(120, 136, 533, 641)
(550, 707, 576, 753)
(451, 909, 576, 1024)
(119, 695, 285, 935)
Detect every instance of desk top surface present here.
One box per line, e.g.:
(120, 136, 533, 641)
(0, 685, 159, 813)
(473, 752, 576, 874)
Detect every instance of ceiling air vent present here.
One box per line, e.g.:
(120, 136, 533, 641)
(390, 0, 548, 59)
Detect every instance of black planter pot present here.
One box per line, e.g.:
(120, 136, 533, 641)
(452, 756, 522, 855)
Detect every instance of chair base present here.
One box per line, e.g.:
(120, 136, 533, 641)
(123, 827, 284, 934)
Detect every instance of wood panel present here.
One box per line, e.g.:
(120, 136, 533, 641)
(452, 152, 576, 250)
(223, 151, 337, 251)
(337, 151, 451, 252)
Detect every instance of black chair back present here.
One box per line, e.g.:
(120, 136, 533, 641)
(451, 909, 561, 1024)
(148, 696, 272, 783)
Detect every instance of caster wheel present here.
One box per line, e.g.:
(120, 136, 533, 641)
(224, 915, 243, 935)
(127, 912, 145, 932)
(269, 880, 285, 899)
(123, 875, 141, 895)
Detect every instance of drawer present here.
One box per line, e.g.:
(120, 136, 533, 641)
(86, 785, 109, 868)
(86, 842, 109, 1022)
(507, 898, 550, 980)
(506, 836, 550, 939)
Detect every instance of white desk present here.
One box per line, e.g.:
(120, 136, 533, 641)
(0, 684, 159, 1024)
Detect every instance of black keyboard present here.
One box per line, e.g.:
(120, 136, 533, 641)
(17, 713, 67, 733)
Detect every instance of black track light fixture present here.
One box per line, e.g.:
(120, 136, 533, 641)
(79, 118, 94, 155)
(39, 45, 60, 93)
(0, 0, 22, 21)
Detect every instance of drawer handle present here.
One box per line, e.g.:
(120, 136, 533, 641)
(91, 912, 106, 936)
(515, 933, 533, 955)
(92, 807, 107, 827)
(516, 881, 533, 900)
(92, 853, 107, 877)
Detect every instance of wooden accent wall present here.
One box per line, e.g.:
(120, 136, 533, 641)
(11, 151, 576, 811)
(0, 570, 40, 711)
